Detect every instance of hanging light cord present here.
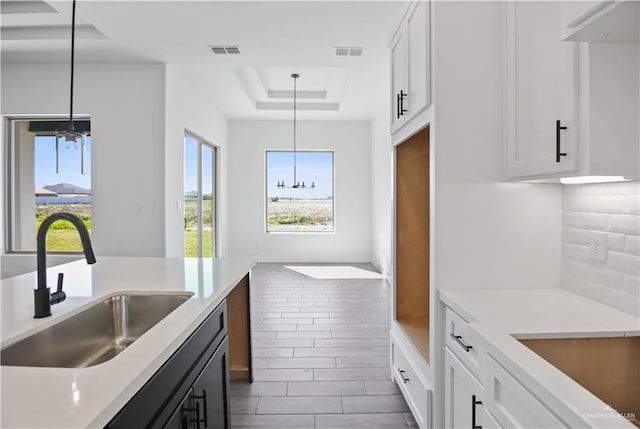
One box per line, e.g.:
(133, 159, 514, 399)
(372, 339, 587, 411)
(68, 0, 77, 131)
(293, 74, 297, 186)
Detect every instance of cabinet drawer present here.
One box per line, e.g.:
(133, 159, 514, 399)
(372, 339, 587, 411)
(483, 354, 567, 428)
(391, 339, 432, 428)
(445, 308, 483, 381)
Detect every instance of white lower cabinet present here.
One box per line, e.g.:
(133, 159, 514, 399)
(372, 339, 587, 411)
(482, 354, 568, 428)
(443, 306, 568, 429)
(444, 348, 484, 429)
(390, 330, 433, 428)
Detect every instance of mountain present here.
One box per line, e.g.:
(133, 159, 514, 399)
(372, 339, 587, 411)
(43, 183, 91, 194)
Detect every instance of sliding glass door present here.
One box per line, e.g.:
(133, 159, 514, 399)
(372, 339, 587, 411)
(184, 134, 216, 257)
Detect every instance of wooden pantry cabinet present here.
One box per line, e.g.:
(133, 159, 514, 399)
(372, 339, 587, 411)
(391, 126, 432, 428)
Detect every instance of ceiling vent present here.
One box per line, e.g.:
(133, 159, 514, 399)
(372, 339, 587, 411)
(209, 45, 240, 55)
(335, 47, 364, 57)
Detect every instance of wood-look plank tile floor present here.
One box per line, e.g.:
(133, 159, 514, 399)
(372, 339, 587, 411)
(231, 263, 418, 429)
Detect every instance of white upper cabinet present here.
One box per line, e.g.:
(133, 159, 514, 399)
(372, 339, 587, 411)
(506, 1, 639, 181)
(390, 1, 431, 134)
(506, 1, 579, 178)
(562, 0, 639, 43)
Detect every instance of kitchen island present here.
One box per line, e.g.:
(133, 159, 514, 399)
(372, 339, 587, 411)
(1, 256, 255, 428)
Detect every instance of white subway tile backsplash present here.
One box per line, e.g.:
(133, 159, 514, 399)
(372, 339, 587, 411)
(593, 196, 626, 214)
(609, 215, 640, 235)
(567, 195, 592, 212)
(607, 251, 640, 276)
(562, 183, 640, 316)
(562, 212, 580, 227)
(579, 213, 609, 231)
(562, 275, 608, 303)
(628, 196, 640, 215)
(590, 266, 624, 291)
(606, 233, 626, 252)
(624, 275, 640, 297)
(562, 260, 590, 277)
(564, 227, 590, 245)
(627, 236, 640, 255)
(602, 289, 640, 317)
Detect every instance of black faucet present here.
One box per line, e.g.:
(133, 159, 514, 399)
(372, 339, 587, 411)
(35, 212, 96, 318)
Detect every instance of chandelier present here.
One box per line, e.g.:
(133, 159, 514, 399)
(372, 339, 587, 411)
(276, 73, 315, 190)
(54, 0, 87, 175)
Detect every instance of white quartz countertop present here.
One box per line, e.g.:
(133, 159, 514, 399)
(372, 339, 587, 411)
(439, 288, 640, 428)
(1, 256, 255, 429)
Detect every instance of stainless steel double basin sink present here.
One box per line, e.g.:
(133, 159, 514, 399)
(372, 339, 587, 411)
(1, 292, 193, 368)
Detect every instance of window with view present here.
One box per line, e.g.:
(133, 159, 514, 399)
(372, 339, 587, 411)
(184, 134, 216, 257)
(266, 151, 334, 233)
(7, 118, 91, 253)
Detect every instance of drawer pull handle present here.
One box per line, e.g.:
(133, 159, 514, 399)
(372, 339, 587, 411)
(399, 369, 410, 384)
(472, 394, 483, 429)
(451, 333, 473, 352)
(192, 389, 208, 427)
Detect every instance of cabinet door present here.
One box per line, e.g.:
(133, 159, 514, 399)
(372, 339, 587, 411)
(483, 354, 567, 428)
(405, 0, 430, 120)
(445, 348, 483, 429)
(506, 1, 579, 178)
(391, 25, 407, 134)
(164, 389, 197, 429)
(192, 336, 230, 429)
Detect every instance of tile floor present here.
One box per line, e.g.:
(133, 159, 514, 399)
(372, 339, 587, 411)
(231, 263, 418, 429)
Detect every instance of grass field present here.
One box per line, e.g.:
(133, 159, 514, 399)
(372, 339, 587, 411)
(184, 200, 214, 257)
(35, 197, 331, 253)
(267, 198, 333, 232)
(35, 204, 91, 252)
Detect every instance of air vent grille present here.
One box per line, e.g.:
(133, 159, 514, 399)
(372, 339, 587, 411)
(209, 45, 240, 55)
(335, 47, 364, 56)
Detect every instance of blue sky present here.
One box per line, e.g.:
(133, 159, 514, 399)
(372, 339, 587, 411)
(35, 135, 92, 189)
(184, 135, 215, 195)
(267, 151, 333, 199)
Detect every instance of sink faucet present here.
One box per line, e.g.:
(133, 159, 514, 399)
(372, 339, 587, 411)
(35, 212, 96, 318)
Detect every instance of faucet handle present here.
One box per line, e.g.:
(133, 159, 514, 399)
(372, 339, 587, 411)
(50, 273, 66, 305)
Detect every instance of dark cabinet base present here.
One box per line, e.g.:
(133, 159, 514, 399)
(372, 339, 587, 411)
(107, 300, 230, 429)
(164, 337, 230, 429)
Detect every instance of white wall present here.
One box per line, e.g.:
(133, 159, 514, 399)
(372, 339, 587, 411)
(562, 181, 640, 316)
(432, 2, 562, 292)
(2, 63, 167, 278)
(164, 66, 229, 258)
(371, 109, 392, 279)
(227, 120, 372, 262)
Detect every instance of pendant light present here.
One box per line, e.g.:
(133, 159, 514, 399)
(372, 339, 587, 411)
(276, 73, 315, 190)
(54, 0, 86, 175)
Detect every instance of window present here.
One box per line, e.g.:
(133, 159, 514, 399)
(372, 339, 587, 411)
(6, 118, 91, 253)
(184, 133, 217, 257)
(266, 151, 334, 233)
